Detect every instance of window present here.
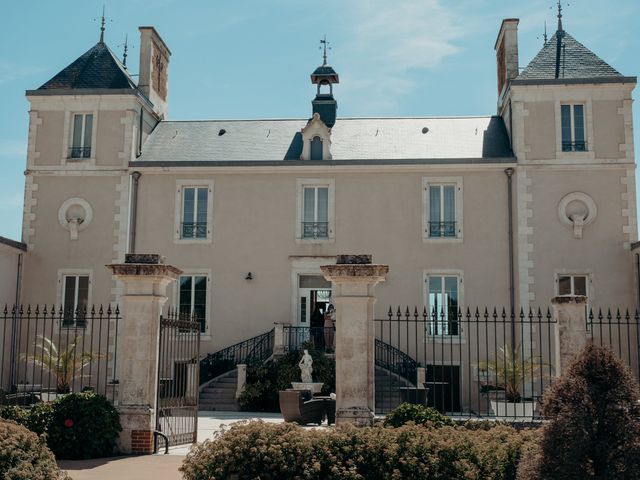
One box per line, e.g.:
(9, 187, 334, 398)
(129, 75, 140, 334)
(310, 136, 323, 160)
(62, 275, 89, 327)
(558, 275, 588, 296)
(70, 114, 93, 159)
(423, 177, 462, 241)
(179, 275, 208, 333)
(561, 104, 586, 152)
(303, 186, 329, 239)
(429, 185, 456, 237)
(426, 275, 460, 336)
(181, 187, 208, 239)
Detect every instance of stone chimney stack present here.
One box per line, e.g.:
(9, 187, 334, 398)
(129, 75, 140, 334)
(138, 27, 171, 119)
(494, 19, 519, 97)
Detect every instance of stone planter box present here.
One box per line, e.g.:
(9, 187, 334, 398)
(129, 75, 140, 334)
(490, 399, 536, 418)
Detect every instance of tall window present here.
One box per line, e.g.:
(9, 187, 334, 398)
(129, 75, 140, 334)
(558, 275, 588, 296)
(62, 275, 89, 327)
(181, 187, 208, 239)
(429, 185, 456, 238)
(70, 114, 93, 159)
(179, 275, 207, 333)
(561, 104, 586, 152)
(427, 275, 459, 335)
(310, 136, 323, 160)
(303, 186, 328, 239)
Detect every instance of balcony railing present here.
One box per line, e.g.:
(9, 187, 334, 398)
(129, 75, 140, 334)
(181, 222, 207, 239)
(562, 141, 587, 152)
(68, 146, 92, 159)
(428, 221, 456, 238)
(302, 222, 329, 239)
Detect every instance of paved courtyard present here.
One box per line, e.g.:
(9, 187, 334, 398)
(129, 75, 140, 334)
(58, 412, 286, 480)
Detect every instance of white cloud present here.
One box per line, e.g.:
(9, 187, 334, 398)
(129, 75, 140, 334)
(0, 139, 26, 158)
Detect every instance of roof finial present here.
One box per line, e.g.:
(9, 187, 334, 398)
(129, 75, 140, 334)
(123, 34, 128, 67)
(544, 21, 548, 44)
(320, 35, 331, 66)
(556, 0, 563, 32)
(99, 5, 106, 43)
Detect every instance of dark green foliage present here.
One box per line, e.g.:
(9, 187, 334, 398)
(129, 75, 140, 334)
(46, 391, 121, 459)
(383, 402, 454, 428)
(0, 420, 71, 480)
(519, 343, 640, 479)
(239, 348, 335, 412)
(180, 420, 536, 480)
(0, 392, 121, 460)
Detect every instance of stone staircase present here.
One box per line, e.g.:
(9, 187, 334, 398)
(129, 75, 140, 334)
(375, 366, 414, 414)
(199, 369, 239, 411)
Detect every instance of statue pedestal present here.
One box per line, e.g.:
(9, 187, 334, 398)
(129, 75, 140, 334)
(291, 382, 324, 394)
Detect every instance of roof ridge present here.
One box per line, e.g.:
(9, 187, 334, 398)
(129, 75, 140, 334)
(157, 115, 498, 123)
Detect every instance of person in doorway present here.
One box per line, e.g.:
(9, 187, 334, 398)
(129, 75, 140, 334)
(324, 304, 335, 351)
(310, 304, 324, 349)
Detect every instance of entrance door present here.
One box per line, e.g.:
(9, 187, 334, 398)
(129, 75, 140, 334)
(297, 275, 332, 326)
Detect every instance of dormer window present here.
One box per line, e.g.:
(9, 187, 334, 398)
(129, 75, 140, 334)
(310, 136, 323, 160)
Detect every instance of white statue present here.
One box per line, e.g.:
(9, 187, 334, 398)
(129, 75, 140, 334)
(298, 349, 313, 383)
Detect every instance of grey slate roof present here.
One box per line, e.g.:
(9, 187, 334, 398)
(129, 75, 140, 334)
(0, 236, 26, 252)
(38, 42, 136, 90)
(518, 31, 622, 81)
(136, 116, 513, 164)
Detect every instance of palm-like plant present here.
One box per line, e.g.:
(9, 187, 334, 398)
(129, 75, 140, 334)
(21, 335, 104, 393)
(476, 343, 551, 402)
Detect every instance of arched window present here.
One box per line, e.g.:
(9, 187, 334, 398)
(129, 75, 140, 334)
(310, 136, 323, 160)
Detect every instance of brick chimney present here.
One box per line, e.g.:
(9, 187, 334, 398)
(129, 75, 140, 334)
(138, 27, 171, 119)
(494, 19, 519, 97)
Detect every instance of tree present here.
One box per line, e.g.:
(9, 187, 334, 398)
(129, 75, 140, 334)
(521, 343, 640, 479)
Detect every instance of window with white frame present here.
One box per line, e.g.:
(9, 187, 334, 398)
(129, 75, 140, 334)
(62, 274, 90, 327)
(423, 177, 462, 241)
(560, 104, 586, 152)
(558, 274, 588, 297)
(69, 114, 93, 159)
(303, 186, 328, 239)
(178, 275, 208, 333)
(426, 275, 460, 336)
(181, 186, 208, 239)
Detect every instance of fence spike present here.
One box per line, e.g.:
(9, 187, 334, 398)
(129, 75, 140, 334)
(405, 306, 410, 320)
(387, 306, 393, 318)
(607, 308, 612, 321)
(483, 307, 489, 321)
(625, 309, 630, 321)
(413, 306, 419, 320)
(423, 306, 428, 320)
(3, 304, 7, 315)
(616, 308, 621, 321)
(501, 307, 506, 321)
(537, 307, 542, 321)
(546, 307, 552, 320)
(492, 307, 497, 321)
(396, 306, 401, 320)
(115, 305, 120, 316)
(474, 307, 480, 320)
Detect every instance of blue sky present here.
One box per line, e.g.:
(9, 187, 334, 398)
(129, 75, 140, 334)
(0, 0, 638, 239)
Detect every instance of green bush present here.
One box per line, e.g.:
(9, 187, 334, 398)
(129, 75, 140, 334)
(0, 405, 30, 426)
(384, 402, 454, 428)
(180, 421, 536, 480)
(26, 402, 54, 436)
(239, 348, 335, 412)
(46, 392, 121, 459)
(519, 343, 640, 479)
(0, 420, 70, 480)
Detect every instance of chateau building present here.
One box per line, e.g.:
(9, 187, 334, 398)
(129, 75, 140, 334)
(1, 12, 637, 359)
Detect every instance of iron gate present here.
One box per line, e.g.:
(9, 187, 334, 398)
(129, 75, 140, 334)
(156, 309, 200, 447)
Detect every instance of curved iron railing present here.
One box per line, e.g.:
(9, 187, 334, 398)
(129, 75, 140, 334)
(199, 329, 274, 385)
(374, 339, 418, 385)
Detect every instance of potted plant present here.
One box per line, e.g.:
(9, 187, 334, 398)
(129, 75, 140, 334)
(21, 335, 103, 394)
(476, 343, 551, 418)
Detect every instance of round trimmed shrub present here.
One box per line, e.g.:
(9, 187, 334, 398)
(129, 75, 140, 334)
(180, 420, 536, 480)
(47, 392, 121, 459)
(0, 420, 70, 480)
(0, 405, 29, 426)
(384, 402, 454, 428)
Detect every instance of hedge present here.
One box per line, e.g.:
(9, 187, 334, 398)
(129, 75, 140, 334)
(180, 421, 536, 480)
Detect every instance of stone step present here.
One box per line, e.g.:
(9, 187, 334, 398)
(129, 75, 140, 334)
(199, 403, 240, 412)
(201, 386, 236, 394)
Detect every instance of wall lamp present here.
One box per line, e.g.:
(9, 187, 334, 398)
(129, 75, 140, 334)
(245, 272, 253, 281)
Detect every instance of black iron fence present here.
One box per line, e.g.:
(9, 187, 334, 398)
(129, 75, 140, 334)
(283, 326, 336, 354)
(156, 308, 200, 448)
(199, 328, 274, 386)
(0, 304, 119, 405)
(375, 305, 640, 418)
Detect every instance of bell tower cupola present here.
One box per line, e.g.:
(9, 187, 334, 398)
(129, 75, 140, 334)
(310, 36, 339, 128)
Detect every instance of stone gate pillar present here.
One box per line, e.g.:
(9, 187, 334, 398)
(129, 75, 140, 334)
(552, 295, 588, 377)
(321, 255, 388, 426)
(107, 254, 181, 454)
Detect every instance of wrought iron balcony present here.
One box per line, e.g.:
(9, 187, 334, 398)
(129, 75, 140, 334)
(68, 146, 92, 159)
(562, 141, 587, 152)
(181, 222, 207, 239)
(302, 222, 329, 239)
(428, 221, 456, 238)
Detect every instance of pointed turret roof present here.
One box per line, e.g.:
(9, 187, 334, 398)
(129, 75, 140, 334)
(518, 31, 622, 81)
(37, 41, 136, 91)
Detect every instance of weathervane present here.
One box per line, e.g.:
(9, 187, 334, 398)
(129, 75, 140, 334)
(320, 35, 331, 66)
(538, 20, 548, 45)
(94, 5, 112, 43)
(122, 34, 129, 67)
